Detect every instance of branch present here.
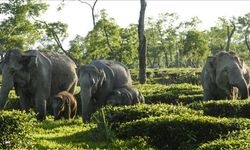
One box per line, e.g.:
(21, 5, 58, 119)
(103, 25, 115, 58)
(31, 17, 79, 67)
(225, 20, 236, 51)
(78, 0, 98, 27)
(245, 26, 250, 52)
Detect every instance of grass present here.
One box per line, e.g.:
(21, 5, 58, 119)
(31, 116, 152, 149)
(33, 117, 104, 149)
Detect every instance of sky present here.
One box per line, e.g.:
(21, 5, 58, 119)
(32, 1, 250, 47)
(0, 0, 250, 48)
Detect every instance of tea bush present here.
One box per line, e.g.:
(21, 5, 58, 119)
(92, 103, 203, 130)
(198, 129, 250, 150)
(117, 114, 250, 149)
(189, 99, 250, 118)
(130, 68, 201, 85)
(0, 110, 36, 149)
(135, 83, 203, 104)
(4, 90, 21, 110)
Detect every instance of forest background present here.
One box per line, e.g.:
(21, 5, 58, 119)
(1, 0, 250, 68)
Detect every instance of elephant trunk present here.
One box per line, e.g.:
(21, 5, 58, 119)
(235, 78, 249, 99)
(228, 65, 249, 100)
(80, 88, 92, 123)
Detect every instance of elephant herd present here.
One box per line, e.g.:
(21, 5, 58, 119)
(0, 49, 249, 123)
(0, 49, 144, 123)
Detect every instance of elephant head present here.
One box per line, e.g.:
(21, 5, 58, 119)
(79, 64, 107, 122)
(206, 51, 249, 99)
(0, 49, 37, 109)
(106, 88, 132, 106)
(52, 94, 66, 120)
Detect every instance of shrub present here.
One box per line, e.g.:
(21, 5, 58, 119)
(189, 99, 250, 118)
(117, 114, 250, 149)
(198, 129, 250, 150)
(130, 68, 201, 85)
(0, 110, 36, 149)
(92, 104, 203, 130)
(4, 90, 21, 110)
(135, 83, 203, 104)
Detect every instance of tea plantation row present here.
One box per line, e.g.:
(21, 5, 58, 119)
(3, 82, 250, 149)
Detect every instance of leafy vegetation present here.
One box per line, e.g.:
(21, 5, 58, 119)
(131, 68, 202, 85)
(198, 129, 250, 150)
(135, 83, 203, 104)
(0, 110, 36, 149)
(92, 104, 203, 130)
(189, 99, 250, 118)
(117, 115, 250, 149)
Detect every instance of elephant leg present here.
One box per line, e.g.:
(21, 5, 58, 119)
(64, 105, 71, 119)
(35, 94, 47, 121)
(203, 89, 215, 101)
(20, 96, 32, 111)
(71, 108, 77, 119)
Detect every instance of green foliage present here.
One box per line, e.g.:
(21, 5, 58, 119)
(130, 68, 202, 85)
(82, 9, 138, 67)
(68, 35, 85, 65)
(37, 21, 68, 52)
(189, 99, 250, 118)
(92, 103, 203, 130)
(0, 0, 48, 51)
(32, 117, 152, 149)
(135, 83, 203, 104)
(182, 30, 211, 67)
(117, 114, 250, 149)
(4, 90, 21, 110)
(198, 129, 250, 150)
(0, 110, 36, 149)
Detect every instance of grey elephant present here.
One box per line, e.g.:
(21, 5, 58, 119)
(106, 86, 145, 106)
(52, 91, 77, 120)
(79, 60, 132, 123)
(0, 49, 78, 120)
(201, 51, 250, 100)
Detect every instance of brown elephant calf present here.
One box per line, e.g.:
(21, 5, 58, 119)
(106, 86, 145, 106)
(52, 91, 77, 120)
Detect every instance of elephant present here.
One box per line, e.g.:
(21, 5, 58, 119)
(201, 51, 250, 100)
(0, 49, 78, 121)
(52, 91, 77, 120)
(79, 60, 132, 123)
(106, 86, 145, 106)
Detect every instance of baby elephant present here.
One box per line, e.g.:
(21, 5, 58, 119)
(106, 86, 145, 106)
(52, 91, 77, 120)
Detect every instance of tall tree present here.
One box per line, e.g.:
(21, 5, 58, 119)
(225, 18, 236, 51)
(138, 0, 147, 84)
(238, 13, 250, 52)
(0, 0, 48, 51)
(83, 10, 122, 63)
(182, 30, 210, 67)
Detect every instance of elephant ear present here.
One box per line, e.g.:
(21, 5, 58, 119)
(97, 69, 106, 88)
(112, 89, 121, 96)
(80, 64, 99, 85)
(206, 56, 216, 83)
(4, 49, 23, 71)
(20, 54, 38, 70)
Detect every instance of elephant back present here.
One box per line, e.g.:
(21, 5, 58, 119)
(92, 60, 132, 88)
(42, 52, 78, 96)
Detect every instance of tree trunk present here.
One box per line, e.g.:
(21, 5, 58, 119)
(245, 26, 250, 52)
(138, 0, 147, 84)
(225, 20, 236, 51)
